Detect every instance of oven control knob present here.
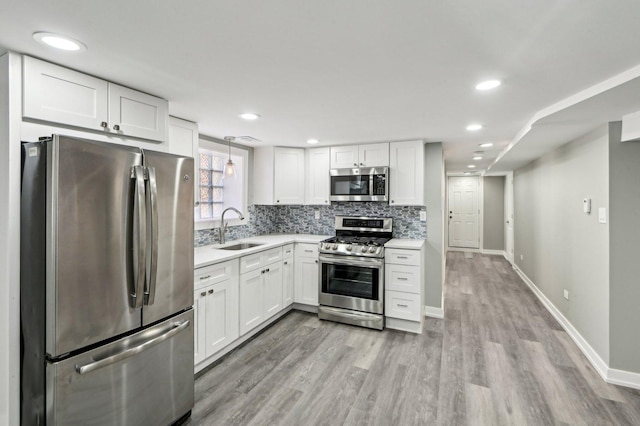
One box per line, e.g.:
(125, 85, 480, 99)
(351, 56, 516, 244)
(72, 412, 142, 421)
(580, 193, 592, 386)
(369, 247, 376, 253)
(346, 245, 352, 251)
(332, 244, 338, 250)
(361, 246, 367, 253)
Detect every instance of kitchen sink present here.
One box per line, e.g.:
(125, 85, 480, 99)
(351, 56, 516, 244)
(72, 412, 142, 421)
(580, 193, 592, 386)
(218, 242, 265, 251)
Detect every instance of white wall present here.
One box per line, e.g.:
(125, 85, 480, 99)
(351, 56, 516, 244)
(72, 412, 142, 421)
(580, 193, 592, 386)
(425, 142, 444, 309)
(514, 125, 610, 364)
(0, 52, 22, 426)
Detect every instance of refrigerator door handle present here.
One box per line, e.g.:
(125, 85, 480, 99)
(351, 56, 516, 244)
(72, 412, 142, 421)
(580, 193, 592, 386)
(145, 166, 159, 305)
(131, 165, 147, 309)
(74, 320, 190, 375)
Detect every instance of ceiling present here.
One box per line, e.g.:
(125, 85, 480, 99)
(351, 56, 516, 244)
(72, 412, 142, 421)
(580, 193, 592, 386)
(1, 0, 640, 173)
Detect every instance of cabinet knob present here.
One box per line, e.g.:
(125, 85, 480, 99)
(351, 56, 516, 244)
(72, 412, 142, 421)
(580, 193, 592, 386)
(391, 200, 395, 203)
(208, 289, 214, 294)
(360, 162, 364, 166)
(283, 261, 288, 265)
(200, 292, 206, 297)
(276, 200, 280, 203)
(353, 163, 357, 166)
(315, 260, 318, 264)
(100, 121, 108, 129)
(324, 200, 328, 204)
(266, 268, 270, 272)
(113, 124, 121, 131)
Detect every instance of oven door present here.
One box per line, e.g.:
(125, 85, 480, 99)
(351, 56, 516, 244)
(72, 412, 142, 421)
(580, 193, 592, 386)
(319, 254, 384, 314)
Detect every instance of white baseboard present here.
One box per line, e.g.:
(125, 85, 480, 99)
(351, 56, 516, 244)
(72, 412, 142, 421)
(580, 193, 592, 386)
(424, 305, 444, 319)
(447, 247, 480, 253)
(481, 249, 506, 256)
(513, 264, 640, 390)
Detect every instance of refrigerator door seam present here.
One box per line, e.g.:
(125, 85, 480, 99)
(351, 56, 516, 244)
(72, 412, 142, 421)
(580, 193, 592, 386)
(145, 166, 159, 305)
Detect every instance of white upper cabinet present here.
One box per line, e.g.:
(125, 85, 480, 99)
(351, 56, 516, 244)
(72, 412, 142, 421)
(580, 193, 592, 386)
(389, 140, 425, 206)
(108, 83, 168, 142)
(305, 147, 330, 205)
(23, 56, 109, 131)
(253, 146, 305, 205)
(330, 143, 389, 168)
(22, 56, 168, 142)
(168, 116, 199, 158)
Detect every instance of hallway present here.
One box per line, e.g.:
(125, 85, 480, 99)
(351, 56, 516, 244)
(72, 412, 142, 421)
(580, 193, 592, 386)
(189, 252, 640, 425)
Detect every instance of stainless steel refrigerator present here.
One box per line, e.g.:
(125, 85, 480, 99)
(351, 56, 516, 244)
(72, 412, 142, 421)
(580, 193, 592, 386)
(20, 135, 195, 425)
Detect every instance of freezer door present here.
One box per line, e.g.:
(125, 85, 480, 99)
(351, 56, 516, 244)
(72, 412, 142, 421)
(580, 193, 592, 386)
(46, 310, 194, 426)
(141, 150, 194, 325)
(48, 135, 143, 356)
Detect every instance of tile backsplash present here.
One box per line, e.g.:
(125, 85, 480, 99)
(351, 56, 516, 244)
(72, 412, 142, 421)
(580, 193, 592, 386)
(195, 203, 427, 247)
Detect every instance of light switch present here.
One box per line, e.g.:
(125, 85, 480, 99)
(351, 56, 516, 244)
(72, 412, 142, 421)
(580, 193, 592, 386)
(583, 198, 591, 214)
(598, 207, 607, 224)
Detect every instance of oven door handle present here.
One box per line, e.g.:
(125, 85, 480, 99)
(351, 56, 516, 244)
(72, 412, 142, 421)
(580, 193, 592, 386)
(318, 255, 384, 268)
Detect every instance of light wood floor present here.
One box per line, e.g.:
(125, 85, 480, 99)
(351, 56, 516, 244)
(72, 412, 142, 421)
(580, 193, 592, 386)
(187, 252, 640, 425)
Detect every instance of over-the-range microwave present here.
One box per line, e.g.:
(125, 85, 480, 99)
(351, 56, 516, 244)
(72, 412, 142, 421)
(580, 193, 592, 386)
(329, 167, 388, 202)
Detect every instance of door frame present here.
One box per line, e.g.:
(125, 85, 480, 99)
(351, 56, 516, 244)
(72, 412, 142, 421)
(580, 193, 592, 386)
(446, 174, 481, 250)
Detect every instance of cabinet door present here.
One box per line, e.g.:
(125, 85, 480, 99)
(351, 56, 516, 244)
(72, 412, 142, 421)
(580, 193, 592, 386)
(263, 262, 283, 318)
(193, 288, 208, 365)
(295, 257, 319, 306)
(274, 147, 305, 204)
(305, 147, 330, 205)
(108, 83, 168, 142)
(359, 143, 389, 167)
(330, 145, 359, 168)
(23, 56, 109, 131)
(282, 258, 294, 307)
(206, 279, 239, 357)
(168, 116, 198, 158)
(239, 269, 264, 335)
(389, 140, 424, 206)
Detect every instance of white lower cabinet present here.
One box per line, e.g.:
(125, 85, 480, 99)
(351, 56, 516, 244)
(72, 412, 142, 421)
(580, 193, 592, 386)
(294, 243, 319, 306)
(194, 259, 239, 366)
(384, 246, 424, 333)
(282, 244, 294, 307)
(239, 247, 285, 335)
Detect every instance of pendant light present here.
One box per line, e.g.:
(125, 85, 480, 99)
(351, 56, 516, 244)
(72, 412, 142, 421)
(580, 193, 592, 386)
(223, 136, 236, 178)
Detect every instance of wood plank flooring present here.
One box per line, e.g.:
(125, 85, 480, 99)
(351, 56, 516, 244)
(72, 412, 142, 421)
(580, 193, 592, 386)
(186, 252, 640, 425)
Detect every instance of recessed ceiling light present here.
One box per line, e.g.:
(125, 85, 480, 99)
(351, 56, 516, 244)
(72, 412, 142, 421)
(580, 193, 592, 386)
(473, 156, 483, 160)
(467, 165, 476, 168)
(33, 32, 86, 52)
(475, 79, 501, 91)
(307, 139, 319, 145)
(466, 124, 483, 131)
(239, 113, 260, 120)
(479, 143, 494, 148)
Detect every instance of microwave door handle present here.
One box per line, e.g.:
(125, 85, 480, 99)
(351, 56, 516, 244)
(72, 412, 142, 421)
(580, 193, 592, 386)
(145, 167, 159, 305)
(131, 166, 147, 309)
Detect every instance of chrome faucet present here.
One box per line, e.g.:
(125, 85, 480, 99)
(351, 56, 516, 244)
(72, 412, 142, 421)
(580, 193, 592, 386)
(219, 207, 245, 245)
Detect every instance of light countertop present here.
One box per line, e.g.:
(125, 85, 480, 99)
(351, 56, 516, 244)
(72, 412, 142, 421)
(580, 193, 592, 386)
(195, 234, 425, 269)
(384, 238, 426, 250)
(194, 234, 329, 269)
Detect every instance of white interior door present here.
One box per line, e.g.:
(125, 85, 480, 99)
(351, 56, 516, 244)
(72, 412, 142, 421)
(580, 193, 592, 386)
(505, 172, 514, 262)
(448, 176, 479, 248)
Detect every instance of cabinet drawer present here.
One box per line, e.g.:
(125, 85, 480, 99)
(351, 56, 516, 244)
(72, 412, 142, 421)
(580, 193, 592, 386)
(194, 259, 238, 290)
(240, 251, 263, 274)
(386, 248, 421, 266)
(282, 244, 294, 259)
(263, 247, 283, 264)
(295, 243, 318, 257)
(386, 264, 421, 293)
(385, 291, 421, 321)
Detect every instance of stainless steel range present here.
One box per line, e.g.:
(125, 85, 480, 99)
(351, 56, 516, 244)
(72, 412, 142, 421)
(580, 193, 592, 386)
(318, 216, 393, 330)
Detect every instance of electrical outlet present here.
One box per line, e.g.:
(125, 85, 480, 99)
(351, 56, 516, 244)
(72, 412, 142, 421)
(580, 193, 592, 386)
(598, 207, 607, 224)
(314, 210, 320, 220)
(563, 289, 569, 300)
(419, 210, 427, 221)
(520, 254, 524, 261)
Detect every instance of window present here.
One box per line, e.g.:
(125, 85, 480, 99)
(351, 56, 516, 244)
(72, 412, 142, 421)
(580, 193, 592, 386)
(195, 139, 248, 229)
